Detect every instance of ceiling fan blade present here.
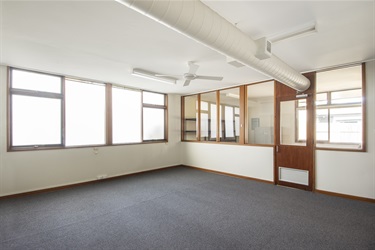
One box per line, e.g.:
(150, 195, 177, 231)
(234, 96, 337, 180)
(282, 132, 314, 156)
(183, 79, 191, 87)
(188, 61, 199, 74)
(195, 75, 223, 81)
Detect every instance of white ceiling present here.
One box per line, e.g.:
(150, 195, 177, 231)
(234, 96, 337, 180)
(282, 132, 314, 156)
(1, 0, 374, 95)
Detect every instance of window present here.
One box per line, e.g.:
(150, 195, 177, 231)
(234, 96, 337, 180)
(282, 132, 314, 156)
(112, 87, 142, 144)
(8, 68, 168, 151)
(10, 69, 63, 147)
(65, 79, 106, 146)
(200, 92, 217, 141)
(142, 91, 166, 141)
(247, 81, 274, 145)
(316, 65, 364, 150)
(182, 95, 198, 141)
(219, 88, 240, 142)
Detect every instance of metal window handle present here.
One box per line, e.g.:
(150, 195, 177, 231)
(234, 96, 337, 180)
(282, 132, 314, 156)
(276, 145, 279, 153)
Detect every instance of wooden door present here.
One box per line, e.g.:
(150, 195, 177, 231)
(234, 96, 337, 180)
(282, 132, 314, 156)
(275, 73, 315, 191)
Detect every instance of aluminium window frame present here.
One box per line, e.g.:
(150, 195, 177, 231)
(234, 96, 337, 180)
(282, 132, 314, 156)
(315, 63, 366, 152)
(7, 67, 169, 152)
(8, 67, 65, 150)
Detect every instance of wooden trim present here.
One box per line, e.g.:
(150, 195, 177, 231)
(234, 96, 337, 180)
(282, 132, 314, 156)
(239, 85, 246, 144)
(197, 94, 201, 141)
(216, 90, 220, 142)
(315, 189, 375, 204)
(0, 165, 181, 199)
(184, 165, 274, 184)
(181, 96, 185, 141)
(105, 84, 113, 145)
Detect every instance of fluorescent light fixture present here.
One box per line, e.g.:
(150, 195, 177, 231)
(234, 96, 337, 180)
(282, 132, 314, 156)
(132, 69, 176, 85)
(269, 22, 317, 44)
(226, 93, 240, 99)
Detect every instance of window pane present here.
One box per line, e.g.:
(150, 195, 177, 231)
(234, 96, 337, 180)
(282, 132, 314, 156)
(211, 103, 218, 139)
(183, 95, 198, 140)
(201, 113, 209, 138)
(316, 109, 329, 141)
(224, 106, 234, 137)
(247, 81, 274, 144)
(200, 92, 216, 141)
(219, 88, 240, 142)
(316, 93, 328, 106)
(12, 95, 61, 146)
(316, 65, 363, 150)
(331, 89, 362, 104)
(330, 107, 362, 144)
(298, 109, 307, 141)
(112, 87, 141, 144)
(280, 100, 306, 146)
(12, 69, 61, 93)
(143, 92, 165, 105)
(143, 108, 165, 140)
(65, 80, 106, 146)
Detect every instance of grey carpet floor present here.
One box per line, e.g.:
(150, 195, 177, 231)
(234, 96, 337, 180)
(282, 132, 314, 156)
(0, 166, 374, 250)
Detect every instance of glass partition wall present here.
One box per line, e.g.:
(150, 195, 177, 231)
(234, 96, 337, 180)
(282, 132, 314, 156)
(247, 81, 275, 145)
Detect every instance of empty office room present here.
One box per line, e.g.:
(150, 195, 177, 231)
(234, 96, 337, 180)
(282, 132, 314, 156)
(0, 0, 374, 249)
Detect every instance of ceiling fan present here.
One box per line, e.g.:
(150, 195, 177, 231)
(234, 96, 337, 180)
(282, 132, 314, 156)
(157, 61, 224, 87)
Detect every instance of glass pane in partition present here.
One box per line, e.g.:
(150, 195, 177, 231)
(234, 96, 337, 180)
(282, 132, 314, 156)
(200, 92, 217, 141)
(247, 81, 274, 144)
(280, 100, 306, 146)
(219, 88, 240, 142)
(183, 95, 198, 140)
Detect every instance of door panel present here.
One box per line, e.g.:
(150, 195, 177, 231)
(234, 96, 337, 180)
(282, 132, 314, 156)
(275, 73, 315, 191)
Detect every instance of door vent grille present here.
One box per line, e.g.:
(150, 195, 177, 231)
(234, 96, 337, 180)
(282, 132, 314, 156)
(279, 167, 308, 185)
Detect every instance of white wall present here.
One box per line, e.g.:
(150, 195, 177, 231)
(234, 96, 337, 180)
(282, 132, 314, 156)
(182, 143, 274, 182)
(315, 61, 375, 199)
(0, 65, 182, 197)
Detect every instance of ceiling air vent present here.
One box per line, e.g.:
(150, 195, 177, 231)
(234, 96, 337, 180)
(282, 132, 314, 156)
(255, 37, 272, 60)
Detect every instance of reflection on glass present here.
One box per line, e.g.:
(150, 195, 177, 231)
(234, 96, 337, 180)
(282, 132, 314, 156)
(112, 87, 142, 143)
(65, 80, 106, 146)
(316, 109, 328, 141)
(143, 108, 164, 140)
(331, 89, 362, 104)
(12, 95, 61, 146)
(200, 92, 216, 141)
(219, 88, 240, 142)
(183, 95, 198, 140)
(280, 100, 306, 146)
(12, 69, 61, 93)
(316, 65, 363, 149)
(143, 91, 165, 105)
(330, 107, 362, 143)
(247, 81, 274, 144)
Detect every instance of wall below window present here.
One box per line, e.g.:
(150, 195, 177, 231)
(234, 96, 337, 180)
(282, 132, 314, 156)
(182, 143, 274, 182)
(0, 66, 182, 197)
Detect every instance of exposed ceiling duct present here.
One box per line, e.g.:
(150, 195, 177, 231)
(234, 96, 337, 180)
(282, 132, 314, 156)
(115, 0, 311, 92)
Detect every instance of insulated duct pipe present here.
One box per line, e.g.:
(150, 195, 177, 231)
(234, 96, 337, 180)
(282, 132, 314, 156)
(115, 0, 310, 92)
